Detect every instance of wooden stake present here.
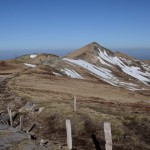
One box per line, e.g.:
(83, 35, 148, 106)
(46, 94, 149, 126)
(7, 107, 10, 116)
(74, 95, 77, 112)
(7, 107, 13, 127)
(66, 119, 72, 150)
(20, 115, 23, 131)
(104, 122, 112, 150)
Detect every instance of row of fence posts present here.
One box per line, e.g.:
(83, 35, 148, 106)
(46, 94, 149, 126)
(67, 96, 112, 150)
(7, 95, 112, 150)
(66, 120, 112, 150)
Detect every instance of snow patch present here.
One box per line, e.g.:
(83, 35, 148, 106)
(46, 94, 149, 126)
(24, 63, 36, 68)
(98, 49, 150, 84)
(119, 57, 132, 65)
(97, 56, 112, 67)
(141, 63, 150, 72)
(63, 58, 113, 80)
(53, 72, 62, 76)
(61, 68, 84, 79)
(30, 54, 37, 58)
(63, 58, 148, 90)
(127, 87, 148, 91)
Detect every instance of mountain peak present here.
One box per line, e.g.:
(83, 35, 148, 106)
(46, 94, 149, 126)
(90, 41, 99, 45)
(64, 42, 150, 87)
(65, 42, 114, 59)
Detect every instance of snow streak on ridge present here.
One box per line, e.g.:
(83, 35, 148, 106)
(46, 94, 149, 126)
(98, 48, 150, 85)
(61, 68, 84, 79)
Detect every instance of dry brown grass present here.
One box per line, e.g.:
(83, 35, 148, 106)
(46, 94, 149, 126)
(7, 71, 150, 150)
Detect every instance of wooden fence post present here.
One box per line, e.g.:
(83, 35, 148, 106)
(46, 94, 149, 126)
(20, 115, 23, 131)
(74, 95, 77, 112)
(66, 119, 72, 150)
(7, 107, 13, 127)
(104, 122, 112, 150)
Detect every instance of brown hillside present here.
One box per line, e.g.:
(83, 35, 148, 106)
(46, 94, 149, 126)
(65, 42, 114, 59)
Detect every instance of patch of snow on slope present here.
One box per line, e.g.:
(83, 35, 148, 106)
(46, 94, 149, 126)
(63, 58, 113, 80)
(63, 58, 145, 90)
(97, 56, 112, 67)
(30, 54, 37, 58)
(119, 57, 132, 65)
(63, 58, 121, 87)
(61, 68, 84, 79)
(122, 66, 150, 84)
(53, 72, 62, 76)
(127, 87, 147, 91)
(98, 49, 125, 67)
(98, 49, 150, 84)
(141, 63, 150, 72)
(24, 63, 36, 68)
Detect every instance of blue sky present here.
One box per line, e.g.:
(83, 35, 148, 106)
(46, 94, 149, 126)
(0, 0, 150, 59)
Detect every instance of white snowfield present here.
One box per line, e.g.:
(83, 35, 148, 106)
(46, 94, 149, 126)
(30, 54, 37, 58)
(24, 63, 36, 68)
(63, 48, 150, 89)
(98, 49, 150, 84)
(61, 68, 84, 79)
(63, 58, 132, 87)
(63, 58, 113, 79)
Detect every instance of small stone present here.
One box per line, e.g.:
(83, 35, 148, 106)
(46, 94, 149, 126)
(38, 107, 45, 114)
(40, 139, 48, 146)
(19, 102, 39, 112)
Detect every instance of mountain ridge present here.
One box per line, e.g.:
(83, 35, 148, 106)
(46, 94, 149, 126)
(0, 42, 150, 150)
(64, 42, 150, 88)
(0, 42, 150, 90)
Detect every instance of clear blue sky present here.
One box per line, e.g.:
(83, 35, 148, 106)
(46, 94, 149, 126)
(0, 0, 150, 59)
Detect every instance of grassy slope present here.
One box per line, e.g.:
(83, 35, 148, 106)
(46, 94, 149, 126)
(8, 70, 150, 150)
(0, 58, 150, 149)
